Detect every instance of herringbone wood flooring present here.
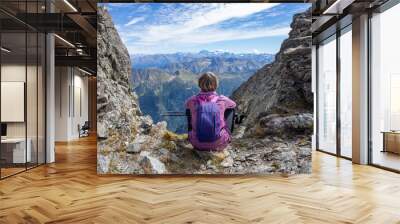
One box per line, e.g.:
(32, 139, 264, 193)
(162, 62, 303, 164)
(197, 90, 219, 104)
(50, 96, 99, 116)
(1, 136, 400, 224)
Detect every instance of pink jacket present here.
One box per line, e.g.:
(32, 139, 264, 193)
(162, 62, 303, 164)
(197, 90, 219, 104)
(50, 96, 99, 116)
(185, 91, 236, 151)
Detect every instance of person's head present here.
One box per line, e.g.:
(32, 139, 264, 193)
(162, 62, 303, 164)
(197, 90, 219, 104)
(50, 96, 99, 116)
(198, 72, 218, 92)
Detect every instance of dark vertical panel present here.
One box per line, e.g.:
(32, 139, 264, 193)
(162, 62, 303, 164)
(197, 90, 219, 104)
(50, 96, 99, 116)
(44, 1, 47, 164)
(39, 31, 46, 165)
(60, 68, 62, 117)
(336, 29, 341, 157)
(315, 44, 319, 151)
(367, 12, 373, 165)
(25, 0, 28, 171)
(36, 0, 39, 167)
(0, 17, 2, 180)
(72, 68, 75, 117)
(27, 0, 39, 170)
(88, 76, 97, 133)
(69, 82, 71, 117)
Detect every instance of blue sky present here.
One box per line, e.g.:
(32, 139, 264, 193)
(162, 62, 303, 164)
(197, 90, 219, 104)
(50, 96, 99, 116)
(101, 3, 310, 54)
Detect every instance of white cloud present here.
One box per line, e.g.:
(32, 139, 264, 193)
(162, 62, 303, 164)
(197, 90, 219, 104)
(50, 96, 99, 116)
(179, 3, 279, 32)
(111, 3, 291, 54)
(107, 3, 127, 7)
(120, 4, 283, 44)
(124, 26, 290, 54)
(135, 3, 280, 43)
(123, 24, 290, 46)
(177, 26, 290, 44)
(125, 17, 144, 26)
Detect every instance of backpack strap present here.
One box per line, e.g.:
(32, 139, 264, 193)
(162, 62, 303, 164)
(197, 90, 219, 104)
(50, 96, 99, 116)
(210, 96, 228, 131)
(210, 95, 219, 103)
(194, 97, 201, 109)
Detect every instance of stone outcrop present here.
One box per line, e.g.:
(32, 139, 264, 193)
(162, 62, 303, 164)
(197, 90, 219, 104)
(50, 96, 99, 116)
(97, 7, 168, 174)
(232, 10, 313, 137)
(97, 7, 140, 140)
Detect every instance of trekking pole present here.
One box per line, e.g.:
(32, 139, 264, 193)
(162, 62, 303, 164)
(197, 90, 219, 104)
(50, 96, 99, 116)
(161, 110, 191, 117)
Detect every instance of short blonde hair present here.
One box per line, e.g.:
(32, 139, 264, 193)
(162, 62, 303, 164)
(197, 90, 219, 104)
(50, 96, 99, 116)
(198, 72, 218, 92)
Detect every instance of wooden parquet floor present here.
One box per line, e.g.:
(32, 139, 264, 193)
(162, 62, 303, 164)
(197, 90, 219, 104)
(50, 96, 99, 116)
(1, 136, 400, 224)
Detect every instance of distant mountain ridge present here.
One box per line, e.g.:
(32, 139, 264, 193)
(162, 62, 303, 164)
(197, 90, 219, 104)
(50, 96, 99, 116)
(131, 50, 274, 75)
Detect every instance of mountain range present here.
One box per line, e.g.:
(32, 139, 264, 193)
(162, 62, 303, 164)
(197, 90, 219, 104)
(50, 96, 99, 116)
(131, 51, 275, 133)
(132, 50, 274, 73)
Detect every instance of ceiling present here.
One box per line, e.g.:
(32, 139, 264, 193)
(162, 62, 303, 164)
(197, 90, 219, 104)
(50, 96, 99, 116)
(311, 0, 391, 41)
(1, 0, 394, 74)
(0, 0, 97, 74)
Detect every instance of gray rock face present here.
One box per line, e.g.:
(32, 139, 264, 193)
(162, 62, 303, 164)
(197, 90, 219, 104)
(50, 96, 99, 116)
(229, 9, 312, 173)
(232, 10, 312, 137)
(97, 6, 141, 139)
(139, 151, 166, 174)
(97, 7, 168, 174)
(254, 113, 313, 136)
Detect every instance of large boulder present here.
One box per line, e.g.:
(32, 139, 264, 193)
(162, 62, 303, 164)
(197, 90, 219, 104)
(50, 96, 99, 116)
(232, 10, 312, 137)
(253, 113, 313, 136)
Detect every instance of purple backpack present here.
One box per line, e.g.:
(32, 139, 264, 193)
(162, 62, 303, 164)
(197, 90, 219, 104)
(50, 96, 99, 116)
(196, 97, 222, 142)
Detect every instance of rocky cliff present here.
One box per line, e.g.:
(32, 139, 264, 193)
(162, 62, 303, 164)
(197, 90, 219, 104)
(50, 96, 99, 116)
(232, 10, 313, 138)
(97, 7, 168, 174)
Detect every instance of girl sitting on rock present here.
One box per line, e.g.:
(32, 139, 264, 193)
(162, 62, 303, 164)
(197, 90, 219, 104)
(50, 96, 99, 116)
(185, 72, 236, 154)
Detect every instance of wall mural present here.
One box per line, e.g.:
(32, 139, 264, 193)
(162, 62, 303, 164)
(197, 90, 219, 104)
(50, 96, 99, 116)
(97, 3, 313, 175)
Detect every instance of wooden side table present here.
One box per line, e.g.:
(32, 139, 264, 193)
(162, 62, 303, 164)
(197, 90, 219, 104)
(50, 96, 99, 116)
(381, 131, 400, 154)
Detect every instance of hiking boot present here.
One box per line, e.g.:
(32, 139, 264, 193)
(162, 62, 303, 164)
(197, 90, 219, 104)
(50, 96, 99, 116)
(195, 149, 229, 162)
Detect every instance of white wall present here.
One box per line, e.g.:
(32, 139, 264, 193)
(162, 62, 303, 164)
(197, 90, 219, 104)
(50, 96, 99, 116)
(55, 66, 70, 141)
(1, 82, 25, 122)
(1, 63, 46, 164)
(1, 65, 35, 138)
(72, 73, 89, 138)
(55, 67, 89, 141)
(1, 64, 26, 140)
